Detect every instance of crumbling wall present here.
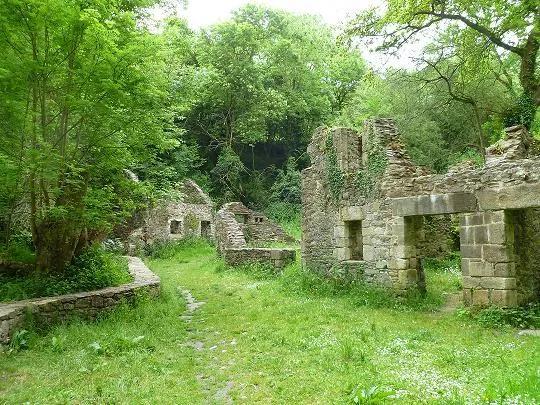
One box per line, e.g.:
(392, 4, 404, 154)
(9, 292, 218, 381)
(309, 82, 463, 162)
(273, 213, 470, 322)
(219, 202, 295, 245)
(215, 202, 296, 270)
(126, 180, 215, 251)
(301, 119, 540, 307)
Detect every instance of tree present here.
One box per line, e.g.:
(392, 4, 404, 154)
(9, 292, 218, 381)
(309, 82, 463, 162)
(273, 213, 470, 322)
(171, 5, 366, 203)
(347, 0, 539, 127)
(0, 0, 173, 272)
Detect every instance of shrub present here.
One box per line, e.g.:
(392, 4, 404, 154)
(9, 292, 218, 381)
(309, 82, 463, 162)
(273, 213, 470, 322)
(0, 247, 130, 302)
(460, 303, 540, 329)
(64, 246, 131, 292)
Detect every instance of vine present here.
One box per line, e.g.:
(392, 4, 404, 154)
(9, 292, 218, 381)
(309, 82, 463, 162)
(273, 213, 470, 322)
(324, 132, 344, 202)
(355, 134, 388, 199)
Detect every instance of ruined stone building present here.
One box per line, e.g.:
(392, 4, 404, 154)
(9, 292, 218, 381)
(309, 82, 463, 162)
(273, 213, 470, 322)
(301, 119, 540, 307)
(215, 202, 296, 269)
(127, 180, 214, 250)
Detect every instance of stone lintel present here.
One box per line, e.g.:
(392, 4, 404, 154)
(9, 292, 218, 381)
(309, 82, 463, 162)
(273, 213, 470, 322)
(340, 206, 365, 221)
(391, 192, 477, 216)
(477, 183, 540, 210)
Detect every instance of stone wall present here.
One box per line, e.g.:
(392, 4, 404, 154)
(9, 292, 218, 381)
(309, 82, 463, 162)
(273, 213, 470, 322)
(215, 202, 296, 270)
(0, 257, 160, 345)
(223, 248, 296, 270)
(127, 180, 215, 252)
(301, 119, 540, 307)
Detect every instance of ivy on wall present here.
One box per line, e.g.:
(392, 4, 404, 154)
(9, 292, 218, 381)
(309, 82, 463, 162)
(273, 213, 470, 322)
(325, 132, 345, 202)
(356, 134, 388, 199)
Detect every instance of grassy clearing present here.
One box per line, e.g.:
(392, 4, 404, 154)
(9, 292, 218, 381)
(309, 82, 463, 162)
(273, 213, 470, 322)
(1, 240, 539, 404)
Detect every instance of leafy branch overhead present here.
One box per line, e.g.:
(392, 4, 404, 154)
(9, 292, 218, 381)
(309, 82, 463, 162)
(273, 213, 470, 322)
(347, 0, 539, 109)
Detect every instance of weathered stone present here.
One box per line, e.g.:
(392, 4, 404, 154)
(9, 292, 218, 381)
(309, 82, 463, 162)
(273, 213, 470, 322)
(462, 276, 481, 289)
(482, 244, 510, 263)
(0, 256, 160, 346)
(301, 119, 540, 308)
(491, 290, 517, 307)
(460, 244, 482, 259)
(487, 222, 508, 244)
(472, 290, 490, 306)
(474, 226, 489, 244)
(479, 277, 517, 290)
(494, 262, 516, 277)
(126, 179, 214, 252)
(469, 261, 494, 277)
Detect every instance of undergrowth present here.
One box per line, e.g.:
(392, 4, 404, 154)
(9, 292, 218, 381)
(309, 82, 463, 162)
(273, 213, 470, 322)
(0, 247, 130, 302)
(458, 303, 540, 329)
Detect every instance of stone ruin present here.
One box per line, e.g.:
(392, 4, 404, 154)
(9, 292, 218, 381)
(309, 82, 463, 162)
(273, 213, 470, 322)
(126, 179, 214, 251)
(215, 202, 296, 270)
(302, 119, 540, 307)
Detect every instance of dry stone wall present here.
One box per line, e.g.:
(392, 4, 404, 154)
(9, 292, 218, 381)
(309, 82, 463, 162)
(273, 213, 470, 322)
(216, 202, 296, 270)
(0, 257, 160, 345)
(302, 119, 540, 307)
(223, 248, 296, 270)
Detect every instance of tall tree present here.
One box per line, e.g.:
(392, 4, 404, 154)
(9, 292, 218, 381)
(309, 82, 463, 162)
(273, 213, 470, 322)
(171, 5, 366, 203)
(0, 0, 172, 272)
(347, 0, 539, 127)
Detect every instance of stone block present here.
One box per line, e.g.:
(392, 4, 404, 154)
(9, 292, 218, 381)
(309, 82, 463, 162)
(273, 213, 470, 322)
(398, 269, 418, 286)
(494, 262, 516, 277)
(482, 244, 510, 263)
(461, 258, 470, 276)
(465, 213, 484, 226)
(375, 260, 388, 269)
(474, 226, 489, 244)
(390, 258, 409, 270)
(460, 226, 474, 244)
(341, 206, 364, 221)
(335, 248, 347, 261)
(477, 183, 540, 211)
(392, 193, 477, 216)
(472, 289, 490, 306)
(487, 223, 507, 244)
(469, 261, 493, 277)
(363, 245, 375, 261)
(335, 237, 348, 248)
(479, 277, 516, 290)
(483, 210, 505, 224)
(491, 290, 517, 307)
(392, 244, 413, 258)
(334, 226, 346, 238)
(391, 197, 419, 216)
(462, 276, 480, 288)
(460, 244, 482, 259)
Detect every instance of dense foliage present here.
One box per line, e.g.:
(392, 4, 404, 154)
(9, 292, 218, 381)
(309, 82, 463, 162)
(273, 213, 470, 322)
(0, 1, 539, 274)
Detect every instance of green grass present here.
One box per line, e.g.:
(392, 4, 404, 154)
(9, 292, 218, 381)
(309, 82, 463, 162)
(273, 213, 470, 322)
(1, 240, 538, 404)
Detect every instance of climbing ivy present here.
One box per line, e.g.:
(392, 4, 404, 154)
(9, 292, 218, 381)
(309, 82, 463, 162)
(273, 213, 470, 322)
(356, 135, 388, 199)
(325, 132, 344, 202)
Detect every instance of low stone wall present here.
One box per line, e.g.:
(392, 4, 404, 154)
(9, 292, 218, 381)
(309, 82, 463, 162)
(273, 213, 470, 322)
(0, 257, 160, 345)
(223, 248, 296, 270)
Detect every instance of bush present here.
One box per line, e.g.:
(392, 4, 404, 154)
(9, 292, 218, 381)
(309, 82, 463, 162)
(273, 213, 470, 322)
(0, 231, 35, 264)
(0, 247, 130, 302)
(64, 246, 130, 292)
(459, 303, 540, 329)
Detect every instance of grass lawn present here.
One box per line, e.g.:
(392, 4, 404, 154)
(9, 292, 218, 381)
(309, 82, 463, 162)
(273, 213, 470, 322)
(0, 240, 538, 404)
